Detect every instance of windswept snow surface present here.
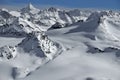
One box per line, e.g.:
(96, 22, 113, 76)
(18, 11, 120, 80)
(0, 31, 62, 79)
(0, 3, 120, 80)
(0, 37, 24, 47)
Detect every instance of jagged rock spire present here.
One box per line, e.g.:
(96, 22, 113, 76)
(27, 2, 36, 10)
(21, 2, 40, 14)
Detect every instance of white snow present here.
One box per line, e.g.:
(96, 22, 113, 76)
(0, 3, 120, 80)
(0, 37, 24, 47)
(21, 3, 40, 14)
(10, 11, 21, 17)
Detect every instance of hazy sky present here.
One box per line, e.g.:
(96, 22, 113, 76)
(0, 0, 120, 10)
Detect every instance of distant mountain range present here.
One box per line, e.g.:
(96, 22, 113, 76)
(0, 3, 120, 80)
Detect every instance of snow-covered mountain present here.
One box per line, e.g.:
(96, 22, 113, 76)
(0, 3, 120, 80)
(0, 31, 62, 78)
(21, 3, 40, 14)
(65, 11, 120, 41)
(0, 3, 93, 33)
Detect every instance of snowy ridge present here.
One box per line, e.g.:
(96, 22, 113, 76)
(0, 17, 42, 36)
(0, 31, 62, 79)
(65, 11, 120, 41)
(0, 3, 92, 33)
(0, 3, 120, 80)
(18, 31, 62, 60)
(21, 3, 40, 14)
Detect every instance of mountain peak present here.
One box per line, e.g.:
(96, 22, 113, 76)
(21, 3, 40, 14)
(27, 3, 36, 10)
(48, 7, 58, 12)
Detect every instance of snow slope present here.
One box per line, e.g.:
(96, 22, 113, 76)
(0, 31, 62, 79)
(0, 3, 92, 32)
(20, 11, 120, 80)
(0, 4, 120, 80)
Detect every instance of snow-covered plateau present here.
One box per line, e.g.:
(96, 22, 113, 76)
(0, 3, 120, 80)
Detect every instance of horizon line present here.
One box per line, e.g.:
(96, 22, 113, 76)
(0, 3, 120, 11)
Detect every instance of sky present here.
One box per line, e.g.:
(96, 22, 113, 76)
(0, 0, 120, 10)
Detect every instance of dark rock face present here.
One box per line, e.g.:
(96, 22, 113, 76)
(87, 47, 104, 54)
(0, 11, 11, 20)
(48, 7, 58, 12)
(87, 45, 120, 58)
(50, 22, 63, 29)
(85, 77, 94, 80)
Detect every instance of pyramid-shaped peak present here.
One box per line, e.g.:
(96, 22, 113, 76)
(21, 3, 40, 14)
(27, 3, 36, 10)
